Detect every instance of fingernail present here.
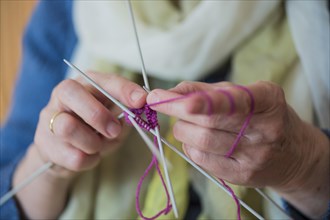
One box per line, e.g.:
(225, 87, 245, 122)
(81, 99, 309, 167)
(147, 92, 160, 103)
(182, 144, 191, 158)
(130, 90, 145, 102)
(107, 121, 121, 137)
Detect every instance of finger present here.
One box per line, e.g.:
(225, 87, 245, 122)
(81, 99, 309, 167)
(159, 81, 236, 115)
(87, 72, 147, 108)
(53, 79, 121, 138)
(83, 83, 115, 109)
(35, 126, 101, 172)
(148, 81, 284, 117)
(169, 81, 233, 94)
(214, 81, 286, 114)
(183, 145, 240, 182)
(50, 141, 100, 172)
(50, 112, 105, 155)
(147, 88, 243, 129)
(169, 81, 215, 93)
(173, 120, 250, 155)
(147, 88, 236, 118)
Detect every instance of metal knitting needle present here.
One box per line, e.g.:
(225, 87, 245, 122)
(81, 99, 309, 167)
(128, 115, 163, 161)
(63, 61, 277, 220)
(0, 109, 158, 206)
(64, 59, 135, 118)
(152, 116, 179, 218)
(123, 5, 249, 217)
(64, 59, 169, 165)
(67, 56, 178, 216)
(127, 0, 150, 90)
(0, 62, 168, 207)
(147, 130, 265, 220)
(255, 188, 292, 219)
(0, 162, 53, 206)
(143, 86, 151, 93)
(63, 60, 264, 219)
(0, 115, 263, 220)
(128, 115, 172, 168)
(142, 90, 287, 217)
(64, 61, 170, 166)
(127, 0, 179, 218)
(139, 93, 178, 217)
(0, 106, 166, 207)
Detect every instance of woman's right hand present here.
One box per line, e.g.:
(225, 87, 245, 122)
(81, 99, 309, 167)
(34, 72, 147, 177)
(13, 72, 147, 219)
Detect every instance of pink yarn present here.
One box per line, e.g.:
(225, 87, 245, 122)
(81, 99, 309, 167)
(224, 85, 255, 158)
(147, 91, 214, 116)
(125, 86, 255, 220)
(219, 179, 241, 220)
(135, 137, 172, 220)
(125, 106, 172, 220)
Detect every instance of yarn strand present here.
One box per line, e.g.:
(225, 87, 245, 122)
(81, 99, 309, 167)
(126, 88, 254, 220)
(135, 145, 172, 220)
(125, 106, 172, 220)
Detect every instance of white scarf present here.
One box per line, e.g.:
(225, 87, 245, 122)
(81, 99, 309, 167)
(286, 0, 330, 128)
(70, 0, 329, 128)
(71, 0, 279, 81)
(62, 1, 329, 219)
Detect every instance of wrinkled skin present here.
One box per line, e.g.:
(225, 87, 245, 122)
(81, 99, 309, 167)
(147, 81, 329, 219)
(13, 76, 329, 219)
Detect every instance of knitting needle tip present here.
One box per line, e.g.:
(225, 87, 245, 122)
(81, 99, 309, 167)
(143, 86, 151, 93)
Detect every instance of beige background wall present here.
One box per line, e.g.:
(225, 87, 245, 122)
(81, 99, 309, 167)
(0, 0, 36, 123)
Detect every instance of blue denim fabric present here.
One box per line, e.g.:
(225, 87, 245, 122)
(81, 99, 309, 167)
(0, 1, 76, 218)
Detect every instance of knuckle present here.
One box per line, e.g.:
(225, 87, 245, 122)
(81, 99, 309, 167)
(218, 81, 234, 87)
(256, 148, 273, 165)
(267, 82, 285, 104)
(67, 151, 87, 171)
(122, 81, 137, 93)
(265, 118, 286, 142)
(162, 100, 175, 114)
(239, 169, 256, 185)
(34, 130, 44, 146)
(197, 129, 213, 149)
(56, 115, 77, 138)
(39, 108, 49, 121)
(55, 79, 78, 97)
(84, 139, 102, 154)
(175, 81, 196, 92)
(122, 83, 142, 106)
(259, 81, 286, 107)
(275, 90, 286, 110)
(190, 149, 208, 165)
(183, 97, 198, 113)
(88, 106, 108, 125)
(86, 147, 100, 155)
(201, 115, 221, 128)
(241, 92, 252, 115)
(255, 80, 272, 88)
(176, 81, 191, 88)
(173, 122, 183, 141)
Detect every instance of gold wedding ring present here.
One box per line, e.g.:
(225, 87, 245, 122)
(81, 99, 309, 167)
(49, 111, 63, 134)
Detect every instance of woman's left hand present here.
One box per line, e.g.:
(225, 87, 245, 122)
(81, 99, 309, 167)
(147, 81, 329, 218)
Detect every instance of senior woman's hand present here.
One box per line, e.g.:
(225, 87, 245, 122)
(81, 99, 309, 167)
(13, 72, 147, 219)
(147, 81, 329, 218)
